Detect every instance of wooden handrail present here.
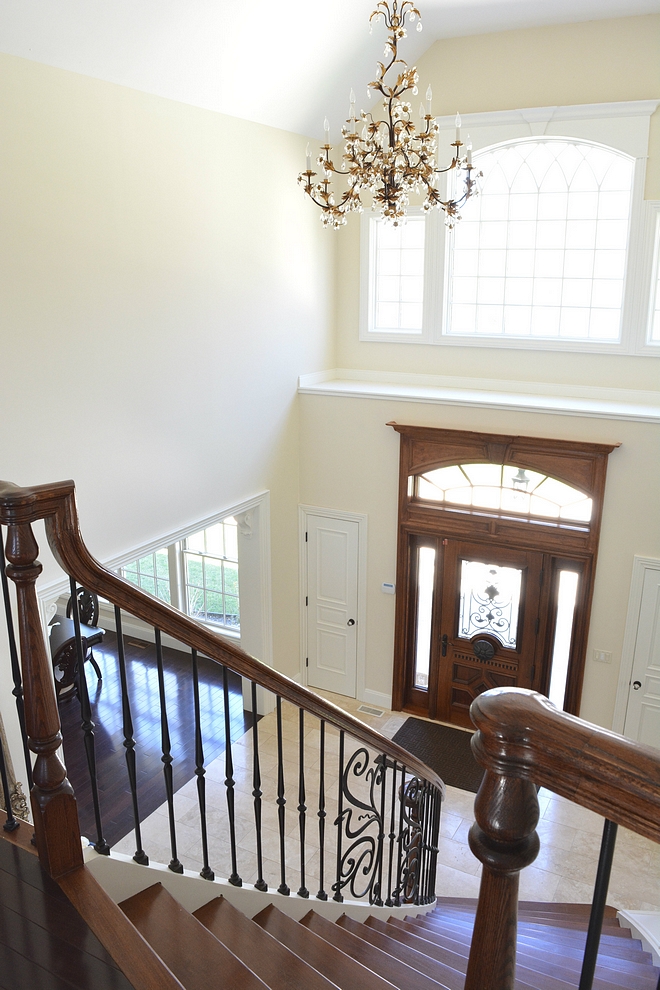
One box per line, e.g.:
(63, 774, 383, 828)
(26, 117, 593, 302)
(0, 480, 444, 794)
(463, 686, 660, 990)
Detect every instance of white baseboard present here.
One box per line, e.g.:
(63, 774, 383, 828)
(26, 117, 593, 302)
(361, 688, 392, 711)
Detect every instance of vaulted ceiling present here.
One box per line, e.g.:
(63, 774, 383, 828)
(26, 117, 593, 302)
(1, 0, 658, 138)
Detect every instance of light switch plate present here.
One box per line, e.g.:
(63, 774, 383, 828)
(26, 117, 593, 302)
(593, 649, 612, 663)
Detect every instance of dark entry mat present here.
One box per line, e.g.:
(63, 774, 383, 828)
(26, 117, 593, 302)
(392, 717, 484, 793)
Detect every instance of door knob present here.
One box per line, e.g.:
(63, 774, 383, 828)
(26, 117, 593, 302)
(347, 619, 355, 626)
(633, 680, 642, 690)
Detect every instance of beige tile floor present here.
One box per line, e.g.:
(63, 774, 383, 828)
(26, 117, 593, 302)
(113, 689, 660, 913)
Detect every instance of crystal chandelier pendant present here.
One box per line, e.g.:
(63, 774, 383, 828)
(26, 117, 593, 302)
(297, 1, 481, 229)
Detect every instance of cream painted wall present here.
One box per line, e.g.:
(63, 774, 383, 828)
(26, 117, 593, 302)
(298, 394, 659, 729)
(0, 49, 335, 724)
(332, 15, 660, 389)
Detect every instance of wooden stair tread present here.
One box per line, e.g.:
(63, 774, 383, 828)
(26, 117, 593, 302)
(410, 914, 650, 961)
(416, 912, 641, 952)
(385, 917, 657, 989)
(120, 883, 267, 990)
(253, 904, 397, 990)
(302, 910, 456, 990)
(328, 914, 465, 990)
(193, 896, 339, 990)
(435, 898, 619, 921)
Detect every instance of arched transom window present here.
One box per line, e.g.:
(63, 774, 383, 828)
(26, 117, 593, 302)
(447, 139, 634, 342)
(415, 463, 593, 523)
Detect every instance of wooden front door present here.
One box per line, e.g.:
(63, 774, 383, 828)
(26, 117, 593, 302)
(433, 540, 543, 727)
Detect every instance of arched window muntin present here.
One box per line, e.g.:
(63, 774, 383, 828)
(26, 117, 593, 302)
(446, 135, 635, 343)
(409, 460, 593, 530)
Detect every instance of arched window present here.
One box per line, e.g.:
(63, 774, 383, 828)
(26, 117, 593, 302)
(446, 138, 634, 342)
(416, 462, 593, 524)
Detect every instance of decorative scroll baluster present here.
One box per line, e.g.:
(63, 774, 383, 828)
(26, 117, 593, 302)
(430, 787, 441, 901)
(1, 518, 82, 878)
(251, 681, 268, 892)
(297, 708, 309, 898)
(114, 607, 148, 865)
(374, 754, 388, 906)
(154, 628, 182, 873)
(578, 819, 618, 990)
(0, 731, 18, 831)
(385, 759, 398, 906)
(191, 649, 213, 881)
(0, 529, 32, 792)
(275, 696, 289, 895)
(333, 729, 345, 903)
(69, 576, 110, 855)
(394, 763, 406, 906)
(222, 665, 241, 886)
(419, 783, 429, 904)
(316, 719, 327, 900)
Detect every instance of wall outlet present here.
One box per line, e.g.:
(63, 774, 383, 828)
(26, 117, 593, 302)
(593, 649, 612, 664)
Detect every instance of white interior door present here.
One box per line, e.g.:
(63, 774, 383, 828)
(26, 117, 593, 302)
(306, 514, 359, 698)
(623, 565, 660, 747)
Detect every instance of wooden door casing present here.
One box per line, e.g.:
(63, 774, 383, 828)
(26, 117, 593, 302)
(391, 425, 619, 722)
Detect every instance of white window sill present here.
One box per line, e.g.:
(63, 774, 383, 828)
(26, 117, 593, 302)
(298, 370, 660, 424)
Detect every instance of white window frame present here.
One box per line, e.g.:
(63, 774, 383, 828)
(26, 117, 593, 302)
(644, 203, 660, 350)
(359, 100, 660, 356)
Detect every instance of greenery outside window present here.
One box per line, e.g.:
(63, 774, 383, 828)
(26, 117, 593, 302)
(182, 519, 240, 629)
(121, 549, 171, 603)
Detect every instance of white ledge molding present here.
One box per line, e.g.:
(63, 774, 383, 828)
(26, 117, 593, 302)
(298, 371, 660, 424)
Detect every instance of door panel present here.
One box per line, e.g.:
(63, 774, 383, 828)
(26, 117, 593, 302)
(623, 567, 660, 747)
(306, 515, 359, 697)
(433, 539, 543, 727)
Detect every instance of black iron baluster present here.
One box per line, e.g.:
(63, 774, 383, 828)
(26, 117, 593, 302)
(431, 786, 441, 901)
(275, 696, 289, 895)
(0, 731, 18, 831)
(297, 708, 309, 898)
(222, 665, 241, 886)
(154, 628, 183, 873)
(419, 783, 429, 904)
(374, 753, 387, 906)
(394, 763, 406, 906)
(69, 576, 110, 855)
(251, 681, 268, 892)
(115, 607, 148, 865)
(191, 649, 213, 880)
(385, 759, 398, 906)
(316, 719, 327, 900)
(333, 729, 345, 903)
(0, 530, 32, 790)
(578, 819, 618, 990)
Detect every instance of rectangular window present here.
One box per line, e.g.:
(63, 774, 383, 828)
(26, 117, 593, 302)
(120, 515, 240, 633)
(649, 215, 660, 344)
(182, 518, 240, 630)
(363, 212, 426, 336)
(121, 548, 171, 604)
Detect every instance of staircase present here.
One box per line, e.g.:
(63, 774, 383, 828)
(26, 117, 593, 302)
(3, 478, 660, 990)
(118, 883, 660, 990)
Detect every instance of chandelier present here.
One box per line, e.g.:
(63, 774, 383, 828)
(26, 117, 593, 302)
(298, 0, 480, 229)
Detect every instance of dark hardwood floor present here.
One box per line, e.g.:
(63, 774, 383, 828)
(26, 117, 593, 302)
(58, 632, 253, 849)
(0, 834, 134, 990)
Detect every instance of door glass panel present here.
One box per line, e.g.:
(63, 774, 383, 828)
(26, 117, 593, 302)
(458, 560, 522, 648)
(415, 547, 436, 689)
(548, 570, 579, 710)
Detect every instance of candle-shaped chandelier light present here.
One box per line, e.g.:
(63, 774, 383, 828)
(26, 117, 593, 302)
(298, 0, 480, 228)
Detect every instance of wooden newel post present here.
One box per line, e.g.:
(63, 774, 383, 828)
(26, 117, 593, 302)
(4, 521, 83, 878)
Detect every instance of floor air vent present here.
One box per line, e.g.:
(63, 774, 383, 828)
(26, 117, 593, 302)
(357, 704, 384, 717)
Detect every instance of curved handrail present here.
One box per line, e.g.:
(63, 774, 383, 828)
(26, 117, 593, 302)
(0, 479, 444, 795)
(470, 686, 660, 843)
